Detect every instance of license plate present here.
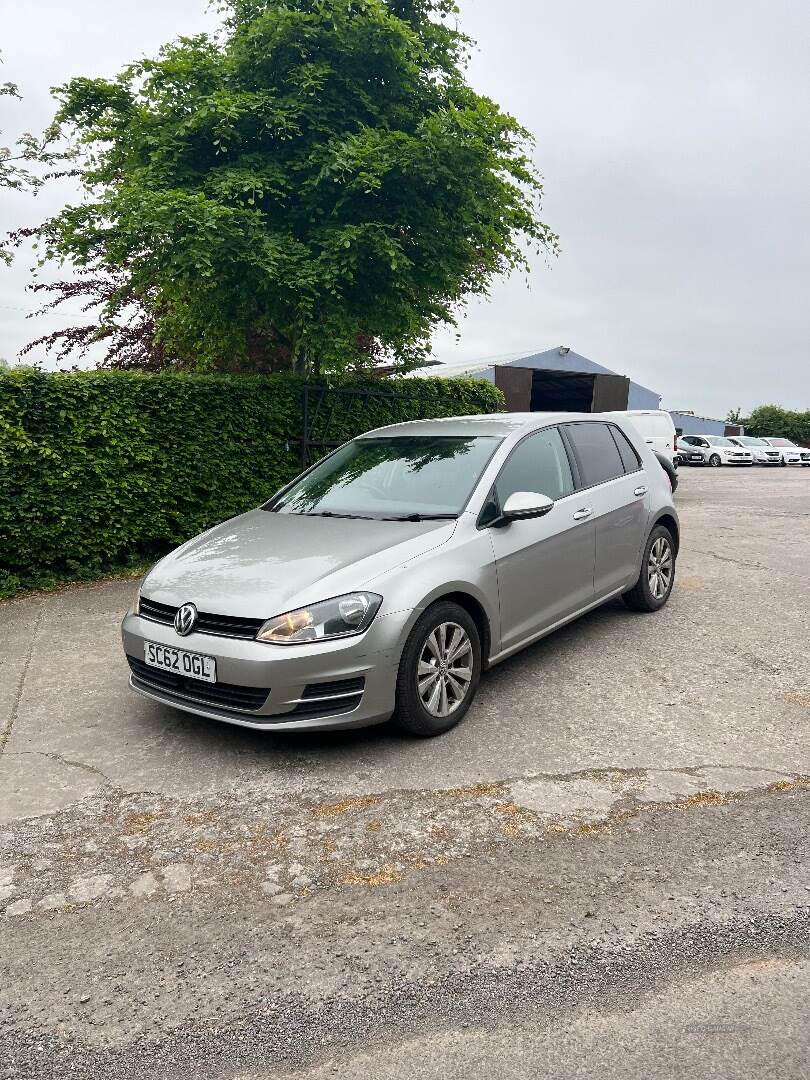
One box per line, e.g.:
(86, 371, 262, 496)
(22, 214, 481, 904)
(144, 642, 217, 683)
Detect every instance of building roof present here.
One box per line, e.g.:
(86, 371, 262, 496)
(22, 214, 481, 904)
(412, 347, 660, 400)
(669, 410, 727, 423)
(505, 348, 660, 398)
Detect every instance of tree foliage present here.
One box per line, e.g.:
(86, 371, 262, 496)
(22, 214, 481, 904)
(14, 0, 556, 373)
(1, 76, 39, 198)
(1, 55, 74, 264)
(743, 405, 810, 445)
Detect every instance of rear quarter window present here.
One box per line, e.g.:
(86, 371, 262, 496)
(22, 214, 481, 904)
(610, 426, 642, 472)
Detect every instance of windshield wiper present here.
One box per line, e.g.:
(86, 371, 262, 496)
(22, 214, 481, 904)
(382, 513, 458, 522)
(305, 511, 375, 520)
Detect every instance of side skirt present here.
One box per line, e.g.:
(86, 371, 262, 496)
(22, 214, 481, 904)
(486, 585, 629, 668)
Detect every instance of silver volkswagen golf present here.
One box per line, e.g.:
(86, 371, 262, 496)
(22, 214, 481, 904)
(122, 413, 679, 737)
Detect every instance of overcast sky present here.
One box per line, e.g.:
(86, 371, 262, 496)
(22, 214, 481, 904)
(1, 0, 808, 416)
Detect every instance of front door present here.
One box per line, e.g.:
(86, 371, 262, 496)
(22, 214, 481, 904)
(487, 426, 596, 654)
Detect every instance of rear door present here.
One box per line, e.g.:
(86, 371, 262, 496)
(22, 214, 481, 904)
(487, 426, 596, 653)
(561, 422, 649, 599)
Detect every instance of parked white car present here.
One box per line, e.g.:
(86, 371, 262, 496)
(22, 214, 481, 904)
(610, 410, 678, 465)
(678, 435, 753, 467)
(726, 436, 782, 465)
(760, 438, 810, 466)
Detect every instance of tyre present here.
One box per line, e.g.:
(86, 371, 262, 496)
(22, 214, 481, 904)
(780, 458, 787, 467)
(708, 454, 721, 467)
(622, 525, 676, 613)
(393, 601, 481, 737)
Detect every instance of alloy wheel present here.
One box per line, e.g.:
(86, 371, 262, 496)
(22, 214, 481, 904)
(417, 621, 473, 718)
(647, 536, 673, 600)
(709, 454, 721, 467)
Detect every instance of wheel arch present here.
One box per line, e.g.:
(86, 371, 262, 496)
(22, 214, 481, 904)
(652, 512, 680, 554)
(405, 586, 494, 670)
(438, 591, 493, 671)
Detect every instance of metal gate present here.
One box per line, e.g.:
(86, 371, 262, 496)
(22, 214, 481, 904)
(297, 383, 496, 468)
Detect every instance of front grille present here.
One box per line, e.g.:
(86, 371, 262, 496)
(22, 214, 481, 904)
(289, 677, 365, 718)
(138, 597, 264, 641)
(127, 656, 270, 713)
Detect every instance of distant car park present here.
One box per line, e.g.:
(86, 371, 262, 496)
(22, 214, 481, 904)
(677, 435, 753, 467)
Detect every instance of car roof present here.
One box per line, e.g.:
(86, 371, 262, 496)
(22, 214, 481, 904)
(359, 412, 622, 439)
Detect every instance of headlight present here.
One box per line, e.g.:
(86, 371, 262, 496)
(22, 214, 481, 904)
(256, 592, 382, 645)
(132, 577, 144, 613)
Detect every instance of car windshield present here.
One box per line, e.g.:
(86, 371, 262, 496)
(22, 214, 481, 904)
(706, 436, 734, 446)
(767, 438, 794, 447)
(735, 437, 767, 446)
(267, 435, 501, 519)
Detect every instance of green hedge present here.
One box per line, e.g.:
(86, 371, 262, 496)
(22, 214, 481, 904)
(0, 370, 503, 598)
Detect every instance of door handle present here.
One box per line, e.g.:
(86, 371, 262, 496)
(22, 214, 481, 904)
(634, 486, 647, 496)
(572, 507, 592, 521)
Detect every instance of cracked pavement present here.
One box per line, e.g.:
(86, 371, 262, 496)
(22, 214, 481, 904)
(1, 467, 809, 1078)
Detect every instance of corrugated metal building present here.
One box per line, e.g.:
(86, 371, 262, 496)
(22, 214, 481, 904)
(419, 347, 661, 413)
(669, 411, 736, 437)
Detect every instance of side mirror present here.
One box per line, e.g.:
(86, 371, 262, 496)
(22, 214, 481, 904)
(501, 491, 554, 522)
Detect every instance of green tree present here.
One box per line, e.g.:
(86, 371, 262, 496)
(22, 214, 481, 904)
(1, 57, 70, 194)
(745, 405, 810, 445)
(17, 0, 556, 373)
(2, 54, 74, 267)
(1, 73, 35, 197)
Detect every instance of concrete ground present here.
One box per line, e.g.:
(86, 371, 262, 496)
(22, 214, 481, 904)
(0, 466, 808, 1079)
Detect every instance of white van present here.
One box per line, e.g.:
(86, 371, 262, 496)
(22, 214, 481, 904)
(608, 410, 678, 465)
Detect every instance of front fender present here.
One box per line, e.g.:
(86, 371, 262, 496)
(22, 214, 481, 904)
(368, 522, 501, 663)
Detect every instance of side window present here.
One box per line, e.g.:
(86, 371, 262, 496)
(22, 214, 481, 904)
(564, 422, 625, 487)
(495, 427, 575, 505)
(610, 426, 641, 472)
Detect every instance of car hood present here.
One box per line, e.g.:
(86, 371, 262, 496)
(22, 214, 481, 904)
(142, 510, 457, 618)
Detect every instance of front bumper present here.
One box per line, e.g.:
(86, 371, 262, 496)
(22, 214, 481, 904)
(121, 606, 413, 731)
